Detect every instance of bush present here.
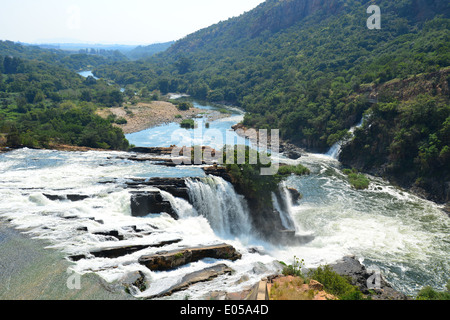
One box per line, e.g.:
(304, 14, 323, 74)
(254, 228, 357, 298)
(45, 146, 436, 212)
(278, 164, 311, 176)
(342, 168, 370, 190)
(280, 256, 305, 279)
(176, 102, 193, 111)
(115, 117, 128, 125)
(180, 119, 195, 129)
(308, 265, 363, 299)
(416, 285, 450, 300)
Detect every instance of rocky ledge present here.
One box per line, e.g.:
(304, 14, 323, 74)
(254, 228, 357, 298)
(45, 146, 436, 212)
(138, 244, 242, 271)
(329, 256, 409, 300)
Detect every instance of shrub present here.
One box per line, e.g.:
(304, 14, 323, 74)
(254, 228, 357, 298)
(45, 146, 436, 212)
(115, 117, 127, 125)
(308, 265, 363, 299)
(180, 119, 195, 129)
(176, 102, 193, 111)
(416, 285, 450, 300)
(278, 164, 311, 176)
(342, 168, 370, 190)
(280, 256, 305, 279)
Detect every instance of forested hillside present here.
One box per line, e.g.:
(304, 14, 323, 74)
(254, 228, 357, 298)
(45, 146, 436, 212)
(0, 49, 129, 150)
(94, 0, 449, 148)
(125, 41, 175, 60)
(0, 40, 127, 71)
(93, 0, 449, 202)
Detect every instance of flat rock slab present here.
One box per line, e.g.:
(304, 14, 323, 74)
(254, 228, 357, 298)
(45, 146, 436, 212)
(149, 264, 233, 299)
(139, 243, 242, 271)
(70, 239, 182, 261)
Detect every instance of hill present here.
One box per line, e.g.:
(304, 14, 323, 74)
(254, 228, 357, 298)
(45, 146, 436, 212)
(125, 41, 175, 60)
(0, 40, 128, 71)
(92, 0, 449, 202)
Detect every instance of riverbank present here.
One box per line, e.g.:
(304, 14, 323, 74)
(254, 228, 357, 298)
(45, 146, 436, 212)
(0, 219, 135, 300)
(96, 100, 229, 134)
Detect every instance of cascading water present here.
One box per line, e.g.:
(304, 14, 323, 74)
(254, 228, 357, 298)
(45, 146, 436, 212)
(1, 100, 449, 299)
(185, 176, 253, 239)
(272, 186, 296, 232)
(326, 117, 364, 160)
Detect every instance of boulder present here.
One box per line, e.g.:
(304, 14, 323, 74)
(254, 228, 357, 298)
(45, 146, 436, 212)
(138, 243, 242, 271)
(130, 191, 179, 220)
(288, 188, 302, 202)
(126, 178, 190, 202)
(308, 279, 324, 291)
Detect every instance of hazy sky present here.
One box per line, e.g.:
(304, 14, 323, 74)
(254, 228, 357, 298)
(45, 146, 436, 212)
(0, 0, 266, 45)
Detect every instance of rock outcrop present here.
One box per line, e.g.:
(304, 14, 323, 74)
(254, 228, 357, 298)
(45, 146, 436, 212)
(330, 256, 409, 300)
(125, 177, 190, 202)
(69, 239, 182, 261)
(138, 244, 242, 271)
(130, 191, 179, 219)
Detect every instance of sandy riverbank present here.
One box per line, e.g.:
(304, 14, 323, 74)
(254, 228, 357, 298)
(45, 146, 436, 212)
(96, 101, 228, 135)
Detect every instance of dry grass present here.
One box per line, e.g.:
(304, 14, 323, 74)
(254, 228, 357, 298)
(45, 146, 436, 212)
(96, 101, 204, 134)
(268, 276, 337, 301)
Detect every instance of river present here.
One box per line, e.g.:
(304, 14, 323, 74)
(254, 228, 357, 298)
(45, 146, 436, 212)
(0, 100, 448, 299)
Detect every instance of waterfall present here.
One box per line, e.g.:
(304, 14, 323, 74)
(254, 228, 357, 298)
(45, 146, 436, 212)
(326, 117, 364, 160)
(272, 182, 298, 233)
(325, 142, 343, 160)
(185, 176, 253, 238)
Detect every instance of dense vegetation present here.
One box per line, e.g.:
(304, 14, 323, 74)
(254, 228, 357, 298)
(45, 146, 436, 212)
(0, 40, 127, 71)
(279, 258, 365, 300)
(416, 281, 450, 300)
(222, 146, 310, 208)
(93, 0, 449, 149)
(125, 41, 175, 60)
(0, 50, 129, 150)
(341, 90, 450, 202)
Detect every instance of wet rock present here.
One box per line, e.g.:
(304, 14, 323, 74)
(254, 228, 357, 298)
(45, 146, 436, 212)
(126, 178, 190, 202)
(130, 191, 179, 220)
(69, 239, 182, 261)
(92, 230, 124, 241)
(277, 229, 315, 246)
(129, 147, 176, 155)
(147, 264, 233, 299)
(121, 271, 148, 295)
(288, 188, 302, 203)
(138, 243, 242, 271)
(280, 142, 304, 160)
(203, 165, 232, 182)
(43, 194, 90, 202)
